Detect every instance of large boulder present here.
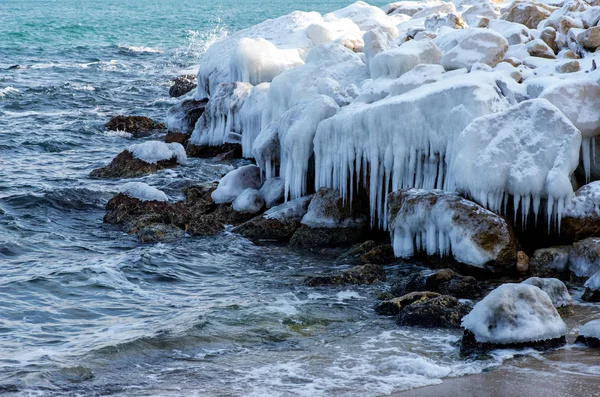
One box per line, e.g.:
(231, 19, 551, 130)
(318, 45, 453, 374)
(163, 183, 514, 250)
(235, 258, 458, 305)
(105, 115, 165, 138)
(461, 283, 567, 351)
(562, 182, 600, 241)
(90, 142, 186, 178)
(396, 295, 470, 328)
(304, 263, 386, 286)
(501, 0, 554, 29)
(390, 268, 482, 299)
(440, 29, 509, 70)
(211, 165, 262, 204)
(232, 195, 312, 242)
(387, 189, 517, 274)
(232, 188, 265, 214)
(521, 277, 574, 315)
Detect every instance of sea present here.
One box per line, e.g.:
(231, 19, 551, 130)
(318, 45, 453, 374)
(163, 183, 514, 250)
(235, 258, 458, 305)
(0, 1, 596, 396)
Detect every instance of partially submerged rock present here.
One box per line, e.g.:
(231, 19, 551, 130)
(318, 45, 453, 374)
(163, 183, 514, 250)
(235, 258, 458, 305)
(166, 98, 208, 133)
(374, 291, 441, 316)
(461, 283, 567, 352)
(583, 271, 600, 302)
(105, 115, 165, 138)
(529, 246, 570, 278)
(211, 165, 262, 204)
(569, 237, 600, 277)
(186, 142, 242, 159)
(169, 74, 197, 98)
(521, 277, 574, 315)
(396, 295, 470, 328)
(391, 268, 481, 299)
(304, 263, 386, 286)
(562, 182, 600, 241)
(440, 29, 509, 70)
(576, 319, 600, 347)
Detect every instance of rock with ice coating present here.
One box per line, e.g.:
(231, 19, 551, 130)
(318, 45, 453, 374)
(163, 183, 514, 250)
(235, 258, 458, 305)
(324, 1, 399, 37)
(121, 182, 168, 202)
(211, 165, 262, 204)
(387, 189, 517, 272)
(461, 283, 568, 348)
(413, 2, 457, 19)
(576, 319, 600, 347)
(521, 277, 573, 313)
(259, 177, 285, 209)
(562, 182, 600, 241)
(127, 141, 187, 165)
(583, 271, 600, 302)
(240, 83, 270, 158)
(314, 71, 508, 226)
(166, 98, 207, 133)
(190, 82, 252, 147)
(369, 40, 442, 79)
(529, 246, 570, 277)
(448, 99, 582, 228)
(488, 19, 532, 45)
(462, 3, 501, 27)
(440, 28, 509, 70)
(569, 237, 600, 277)
(424, 12, 468, 31)
(501, 0, 554, 29)
(232, 188, 265, 214)
(577, 26, 600, 50)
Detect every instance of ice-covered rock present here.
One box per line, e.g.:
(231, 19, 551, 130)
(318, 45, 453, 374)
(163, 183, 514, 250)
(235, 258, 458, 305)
(461, 283, 568, 347)
(424, 12, 468, 31)
(387, 189, 517, 272)
(501, 0, 554, 29)
(576, 319, 600, 347)
(121, 182, 168, 202)
(301, 187, 367, 229)
(166, 98, 208, 134)
(232, 188, 265, 214)
(521, 277, 573, 313)
(526, 38, 556, 58)
(169, 74, 197, 98)
(259, 177, 285, 208)
(391, 268, 481, 299)
(369, 40, 442, 79)
(127, 141, 187, 165)
(440, 28, 509, 70)
(383, 1, 432, 17)
(324, 1, 399, 37)
(105, 115, 165, 138)
(397, 294, 471, 328)
(577, 26, 600, 50)
(448, 99, 582, 229)
(540, 80, 600, 182)
(240, 83, 270, 158)
(211, 165, 262, 204)
(529, 246, 571, 277)
(583, 271, 600, 301)
(568, 237, 600, 277)
(190, 82, 252, 147)
(314, 72, 509, 226)
(412, 2, 457, 19)
(462, 3, 501, 27)
(562, 182, 600, 241)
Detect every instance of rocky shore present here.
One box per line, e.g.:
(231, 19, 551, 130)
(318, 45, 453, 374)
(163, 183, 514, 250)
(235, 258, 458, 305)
(90, 0, 600, 391)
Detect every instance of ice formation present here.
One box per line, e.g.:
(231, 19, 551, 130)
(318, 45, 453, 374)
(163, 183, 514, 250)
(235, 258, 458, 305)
(314, 72, 509, 227)
(127, 141, 187, 165)
(461, 283, 568, 345)
(300, 188, 366, 228)
(259, 177, 285, 208)
(521, 277, 573, 309)
(240, 83, 270, 158)
(263, 195, 313, 222)
(579, 319, 600, 340)
(564, 181, 600, 218)
(569, 238, 600, 277)
(584, 271, 600, 291)
(448, 99, 582, 229)
(440, 28, 509, 70)
(120, 182, 168, 202)
(369, 40, 442, 79)
(211, 165, 262, 204)
(232, 188, 265, 214)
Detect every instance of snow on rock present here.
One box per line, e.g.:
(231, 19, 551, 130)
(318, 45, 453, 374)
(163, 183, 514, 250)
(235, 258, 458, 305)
(500, 0, 554, 29)
(521, 277, 573, 309)
(260, 177, 285, 208)
(540, 80, 600, 182)
(265, 195, 313, 222)
(383, 1, 432, 17)
(363, 28, 396, 68)
(211, 165, 262, 204)
(412, 2, 458, 19)
(583, 271, 600, 301)
(190, 82, 252, 147)
(324, 1, 399, 38)
(387, 189, 517, 271)
(301, 187, 367, 228)
(232, 188, 265, 214)
(369, 40, 442, 79)
(578, 319, 600, 340)
(314, 71, 509, 226)
(127, 141, 187, 165)
(424, 12, 468, 31)
(461, 283, 568, 345)
(529, 247, 570, 277)
(462, 3, 501, 27)
(488, 19, 532, 44)
(568, 237, 600, 277)
(440, 28, 509, 70)
(448, 98, 582, 229)
(562, 182, 600, 241)
(120, 182, 168, 202)
(195, 11, 322, 98)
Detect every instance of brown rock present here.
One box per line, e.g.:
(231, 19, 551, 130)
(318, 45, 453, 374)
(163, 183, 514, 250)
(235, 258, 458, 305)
(562, 183, 600, 241)
(526, 39, 556, 58)
(396, 295, 470, 328)
(556, 60, 580, 73)
(374, 291, 441, 315)
(540, 27, 559, 54)
(360, 244, 395, 265)
(186, 142, 242, 159)
(90, 150, 178, 178)
(169, 74, 197, 98)
(578, 26, 600, 50)
(166, 98, 208, 133)
(390, 268, 482, 299)
(105, 115, 165, 138)
(529, 247, 570, 278)
(517, 250, 530, 273)
(164, 131, 189, 146)
(501, 0, 554, 29)
(304, 264, 386, 286)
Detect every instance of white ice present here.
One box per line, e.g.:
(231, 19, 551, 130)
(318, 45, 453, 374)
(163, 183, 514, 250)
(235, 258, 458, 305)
(127, 141, 187, 164)
(521, 277, 573, 308)
(211, 165, 262, 204)
(232, 188, 265, 214)
(120, 182, 168, 202)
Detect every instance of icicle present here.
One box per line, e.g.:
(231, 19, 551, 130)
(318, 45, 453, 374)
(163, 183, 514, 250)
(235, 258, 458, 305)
(582, 137, 592, 183)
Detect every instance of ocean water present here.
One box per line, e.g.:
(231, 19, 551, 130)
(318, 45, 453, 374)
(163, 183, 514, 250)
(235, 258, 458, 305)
(1, 1, 594, 396)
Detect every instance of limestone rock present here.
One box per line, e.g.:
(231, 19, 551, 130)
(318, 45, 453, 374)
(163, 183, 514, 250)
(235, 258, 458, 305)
(529, 246, 570, 277)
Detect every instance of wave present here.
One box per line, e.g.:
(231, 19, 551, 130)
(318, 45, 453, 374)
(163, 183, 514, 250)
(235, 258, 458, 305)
(117, 45, 164, 54)
(0, 86, 19, 98)
(1, 187, 111, 212)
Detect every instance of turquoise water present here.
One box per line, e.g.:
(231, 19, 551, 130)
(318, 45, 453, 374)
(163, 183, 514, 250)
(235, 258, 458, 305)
(0, 1, 509, 396)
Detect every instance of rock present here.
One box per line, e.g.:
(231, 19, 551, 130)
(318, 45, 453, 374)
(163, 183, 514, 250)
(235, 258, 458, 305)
(461, 283, 567, 351)
(338, 240, 378, 262)
(232, 196, 312, 242)
(360, 244, 395, 265)
(517, 250, 530, 273)
(396, 295, 470, 328)
(105, 115, 165, 138)
(569, 237, 600, 277)
(387, 189, 517, 274)
(259, 177, 285, 209)
(412, 2, 457, 19)
(526, 39, 556, 58)
(169, 74, 197, 98)
(164, 131, 189, 146)
(137, 223, 186, 243)
(390, 268, 482, 299)
(540, 27, 559, 54)
(556, 60, 580, 73)
(561, 49, 580, 59)
(232, 188, 265, 214)
(370, 40, 442, 79)
(461, 2, 501, 27)
(582, 271, 600, 301)
(502, 56, 523, 67)
(424, 12, 468, 31)
(289, 188, 369, 249)
(186, 142, 242, 159)
(575, 319, 600, 347)
(212, 165, 262, 204)
(90, 150, 178, 178)
(529, 246, 570, 277)
(304, 264, 386, 286)
(501, 0, 554, 29)
(521, 277, 574, 315)
(374, 291, 441, 316)
(166, 98, 208, 133)
(441, 29, 509, 70)
(577, 26, 600, 49)
(488, 19, 532, 45)
(562, 182, 600, 240)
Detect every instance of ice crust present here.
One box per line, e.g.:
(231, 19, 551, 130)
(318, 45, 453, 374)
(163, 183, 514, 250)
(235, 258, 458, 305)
(127, 141, 187, 165)
(121, 182, 168, 202)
